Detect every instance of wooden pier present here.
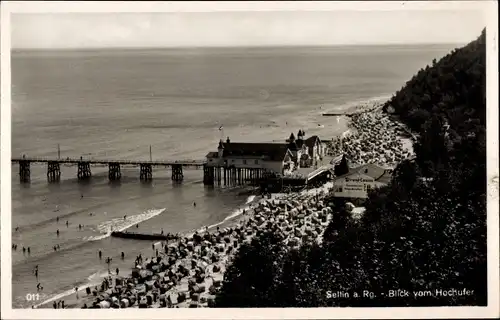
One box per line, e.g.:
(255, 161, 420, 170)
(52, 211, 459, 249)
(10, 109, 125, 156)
(11, 157, 205, 183)
(14, 154, 291, 192)
(12, 157, 271, 187)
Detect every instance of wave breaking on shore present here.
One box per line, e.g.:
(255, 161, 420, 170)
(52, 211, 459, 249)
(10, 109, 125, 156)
(84, 208, 166, 242)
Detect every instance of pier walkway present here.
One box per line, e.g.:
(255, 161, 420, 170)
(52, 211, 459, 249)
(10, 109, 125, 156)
(11, 157, 206, 183)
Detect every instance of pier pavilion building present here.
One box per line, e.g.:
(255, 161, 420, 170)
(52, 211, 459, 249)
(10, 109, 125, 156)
(203, 137, 296, 186)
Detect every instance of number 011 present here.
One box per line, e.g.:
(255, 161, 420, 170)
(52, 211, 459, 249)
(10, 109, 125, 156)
(26, 293, 40, 301)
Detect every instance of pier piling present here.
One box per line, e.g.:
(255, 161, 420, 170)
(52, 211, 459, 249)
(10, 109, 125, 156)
(140, 164, 153, 181)
(194, 165, 271, 188)
(232, 167, 237, 186)
(19, 160, 31, 183)
(171, 164, 184, 182)
(47, 161, 61, 183)
(108, 163, 121, 181)
(77, 162, 92, 180)
(203, 164, 215, 186)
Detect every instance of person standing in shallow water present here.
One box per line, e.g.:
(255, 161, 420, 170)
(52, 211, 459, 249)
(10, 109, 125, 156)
(98, 250, 102, 260)
(56, 229, 60, 237)
(66, 220, 69, 227)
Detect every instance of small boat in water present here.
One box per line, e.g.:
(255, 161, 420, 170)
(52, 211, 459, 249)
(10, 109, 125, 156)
(110, 231, 178, 241)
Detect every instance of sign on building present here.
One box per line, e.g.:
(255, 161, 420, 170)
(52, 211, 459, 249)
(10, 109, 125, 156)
(333, 173, 377, 199)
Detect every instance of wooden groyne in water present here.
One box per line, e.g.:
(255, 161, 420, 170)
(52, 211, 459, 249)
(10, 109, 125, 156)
(110, 231, 179, 241)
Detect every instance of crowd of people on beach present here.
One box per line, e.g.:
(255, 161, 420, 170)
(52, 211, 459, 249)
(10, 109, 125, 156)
(328, 109, 414, 166)
(71, 184, 334, 309)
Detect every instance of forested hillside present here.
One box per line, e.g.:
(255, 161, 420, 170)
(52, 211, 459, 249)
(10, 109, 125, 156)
(215, 29, 487, 307)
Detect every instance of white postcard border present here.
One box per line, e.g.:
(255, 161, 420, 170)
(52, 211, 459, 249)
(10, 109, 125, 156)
(1, 1, 498, 319)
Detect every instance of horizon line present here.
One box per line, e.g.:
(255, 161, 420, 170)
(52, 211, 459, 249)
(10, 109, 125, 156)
(12, 42, 465, 51)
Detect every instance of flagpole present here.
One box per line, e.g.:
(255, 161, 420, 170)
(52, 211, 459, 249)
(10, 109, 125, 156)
(219, 125, 224, 141)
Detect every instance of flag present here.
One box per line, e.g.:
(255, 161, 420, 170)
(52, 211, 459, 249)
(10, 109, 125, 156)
(219, 125, 223, 131)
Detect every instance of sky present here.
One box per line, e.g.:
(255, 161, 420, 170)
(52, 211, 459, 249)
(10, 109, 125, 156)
(11, 10, 486, 49)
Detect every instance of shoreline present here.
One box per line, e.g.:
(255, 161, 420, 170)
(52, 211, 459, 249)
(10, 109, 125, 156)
(322, 102, 384, 117)
(327, 103, 415, 168)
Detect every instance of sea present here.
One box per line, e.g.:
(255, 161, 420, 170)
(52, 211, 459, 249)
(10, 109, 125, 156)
(10, 44, 458, 308)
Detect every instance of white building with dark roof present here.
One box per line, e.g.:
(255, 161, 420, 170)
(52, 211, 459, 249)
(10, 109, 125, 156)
(205, 137, 295, 176)
(332, 163, 393, 199)
(204, 130, 327, 187)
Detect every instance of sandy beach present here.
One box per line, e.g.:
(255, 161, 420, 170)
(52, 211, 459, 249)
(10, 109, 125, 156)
(328, 108, 416, 167)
